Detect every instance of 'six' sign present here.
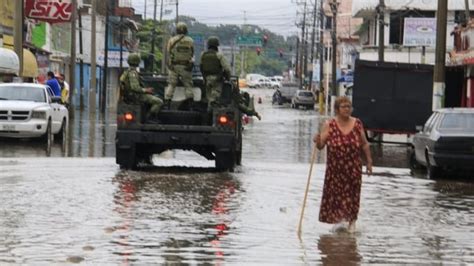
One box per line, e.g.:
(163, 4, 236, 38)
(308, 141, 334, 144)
(25, 0, 73, 24)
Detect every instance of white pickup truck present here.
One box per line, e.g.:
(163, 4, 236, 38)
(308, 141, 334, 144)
(0, 83, 69, 147)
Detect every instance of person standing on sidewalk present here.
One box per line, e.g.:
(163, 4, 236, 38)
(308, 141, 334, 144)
(46, 71, 61, 97)
(313, 96, 373, 232)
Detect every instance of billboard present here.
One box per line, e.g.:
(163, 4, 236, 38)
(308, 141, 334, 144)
(403, 17, 436, 47)
(25, 0, 73, 24)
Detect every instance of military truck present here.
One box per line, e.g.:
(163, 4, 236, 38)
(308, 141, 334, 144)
(115, 75, 243, 171)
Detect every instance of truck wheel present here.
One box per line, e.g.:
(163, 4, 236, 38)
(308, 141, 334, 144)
(215, 151, 235, 171)
(117, 147, 137, 170)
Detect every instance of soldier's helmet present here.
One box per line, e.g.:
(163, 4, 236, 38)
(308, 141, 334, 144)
(176, 22, 188, 34)
(207, 36, 220, 47)
(127, 53, 141, 66)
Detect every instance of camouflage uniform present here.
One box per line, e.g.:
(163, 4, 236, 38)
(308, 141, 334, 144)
(200, 37, 231, 106)
(120, 55, 163, 119)
(234, 91, 261, 119)
(165, 23, 194, 101)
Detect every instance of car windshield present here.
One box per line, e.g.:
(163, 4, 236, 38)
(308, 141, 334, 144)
(298, 91, 313, 97)
(438, 113, 474, 132)
(0, 85, 46, 102)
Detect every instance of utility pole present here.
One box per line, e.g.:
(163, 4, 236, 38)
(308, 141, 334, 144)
(78, 10, 85, 109)
(377, 0, 385, 62)
(101, 1, 110, 113)
(308, 0, 318, 92)
(299, 0, 307, 90)
(151, 0, 158, 73)
(319, 0, 324, 96)
(432, 0, 448, 110)
(144, 0, 147, 20)
(465, 0, 471, 23)
(329, 0, 339, 97)
(176, 0, 179, 25)
(90, 0, 97, 113)
(69, 0, 77, 118)
(14, 0, 23, 78)
(295, 37, 299, 78)
(119, 15, 124, 72)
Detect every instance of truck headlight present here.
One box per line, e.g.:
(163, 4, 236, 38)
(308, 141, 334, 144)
(31, 111, 46, 119)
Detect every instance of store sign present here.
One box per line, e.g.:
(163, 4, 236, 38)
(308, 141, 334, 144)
(403, 18, 436, 47)
(25, 0, 73, 24)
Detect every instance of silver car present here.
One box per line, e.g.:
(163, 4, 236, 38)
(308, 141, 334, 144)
(291, 90, 315, 109)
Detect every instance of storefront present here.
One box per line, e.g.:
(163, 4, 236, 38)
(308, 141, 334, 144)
(449, 21, 474, 107)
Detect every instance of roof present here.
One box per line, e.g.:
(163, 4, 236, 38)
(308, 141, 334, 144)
(0, 83, 46, 89)
(353, 0, 473, 17)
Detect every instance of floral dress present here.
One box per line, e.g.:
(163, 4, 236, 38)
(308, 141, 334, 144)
(319, 118, 363, 224)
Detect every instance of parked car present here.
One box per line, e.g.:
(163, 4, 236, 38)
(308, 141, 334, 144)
(0, 83, 68, 147)
(291, 90, 315, 109)
(269, 77, 282, 89)
(412, 108, 474, 178)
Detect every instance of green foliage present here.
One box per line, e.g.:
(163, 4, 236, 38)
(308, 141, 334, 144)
(138, 15, 297, 75)
(137, 19, 167, 73)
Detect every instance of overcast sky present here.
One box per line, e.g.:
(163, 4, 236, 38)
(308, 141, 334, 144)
(132, 0, 299, 37)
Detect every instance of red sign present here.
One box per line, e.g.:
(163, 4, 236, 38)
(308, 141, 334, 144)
(25, 0, 73, 24)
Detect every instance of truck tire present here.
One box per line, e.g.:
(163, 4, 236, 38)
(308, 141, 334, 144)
(215, 151, 235, 171)
(117, 147, 137, 170)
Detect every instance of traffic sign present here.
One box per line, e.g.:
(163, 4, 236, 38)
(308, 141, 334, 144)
(236, 36, 262, 47)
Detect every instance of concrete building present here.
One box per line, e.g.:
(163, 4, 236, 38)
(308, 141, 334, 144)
(352, 0, 473, 64)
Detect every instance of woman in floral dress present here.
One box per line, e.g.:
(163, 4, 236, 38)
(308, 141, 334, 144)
(313, 96, 373, 232)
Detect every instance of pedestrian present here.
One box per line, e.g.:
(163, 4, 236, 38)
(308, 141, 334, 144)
(46, 71, 61, 97)
(200, 36, 231, 110)
(164, 22, 194, 108)
(313, 96, 373, 232)
(120, 54, 163, 121)
(57, 73, 70, 106)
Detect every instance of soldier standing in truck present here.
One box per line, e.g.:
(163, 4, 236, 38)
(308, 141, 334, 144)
(119, 54, 163, 121)
(164, 22, 195, 108)
(200, 36, 232, 110)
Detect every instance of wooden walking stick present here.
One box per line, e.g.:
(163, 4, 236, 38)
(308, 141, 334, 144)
(297, 144, 318, 238)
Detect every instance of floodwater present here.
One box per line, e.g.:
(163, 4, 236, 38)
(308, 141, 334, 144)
(0, 89, 473, 264)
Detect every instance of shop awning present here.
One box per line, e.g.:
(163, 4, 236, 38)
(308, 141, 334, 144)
(22, 49, 39, 78)
(0, 47, 20, 76)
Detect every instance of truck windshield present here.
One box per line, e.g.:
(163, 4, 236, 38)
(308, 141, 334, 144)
(438, 113, 474, 131)
(0, 86, 46, 102)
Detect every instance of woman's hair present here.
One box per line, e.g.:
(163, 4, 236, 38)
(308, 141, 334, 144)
(334, 96, 352, 113)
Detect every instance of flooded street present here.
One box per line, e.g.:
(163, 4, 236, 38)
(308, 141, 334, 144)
(0, 89, 473, 264)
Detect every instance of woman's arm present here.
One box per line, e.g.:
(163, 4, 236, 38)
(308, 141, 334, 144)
(359, 122, 373, 175)
(313, 120, 330, 150)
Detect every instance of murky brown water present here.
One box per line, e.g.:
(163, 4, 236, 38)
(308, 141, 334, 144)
(0, 89, 473, 264)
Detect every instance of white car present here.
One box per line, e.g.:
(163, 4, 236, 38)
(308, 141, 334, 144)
(0, 83, 68, 146)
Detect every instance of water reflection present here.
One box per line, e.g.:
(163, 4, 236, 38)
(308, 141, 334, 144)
(318, 233, 361, 265)
(110, 168, 240, 264)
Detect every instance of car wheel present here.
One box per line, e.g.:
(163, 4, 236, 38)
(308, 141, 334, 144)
(42, 119, 52, 156)
(426, 152, 442, 179)
(56, 118, 67, 144)
(409, 150, 422, 170)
